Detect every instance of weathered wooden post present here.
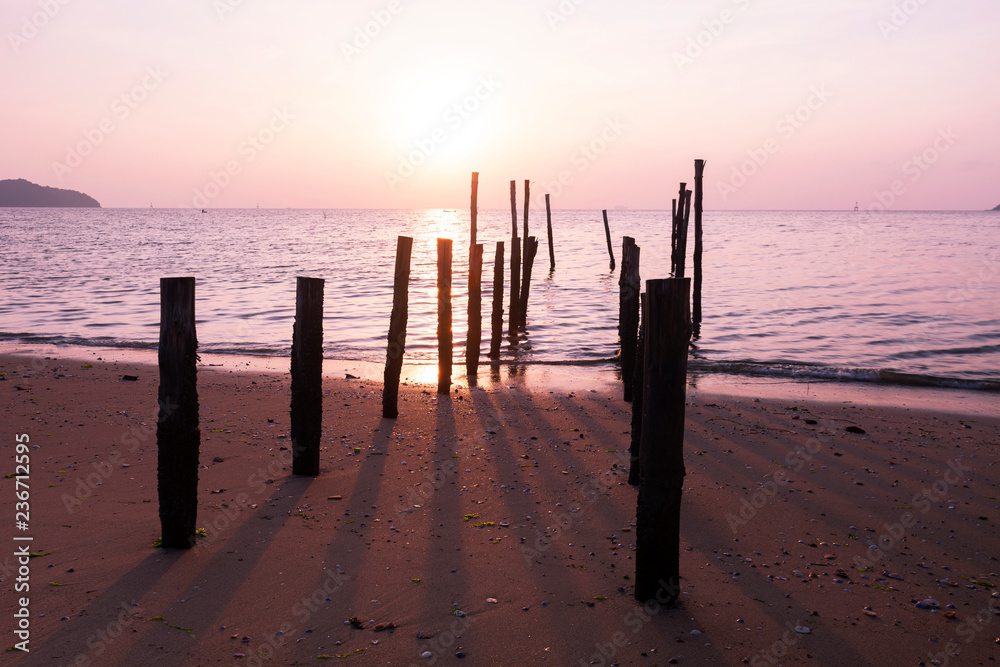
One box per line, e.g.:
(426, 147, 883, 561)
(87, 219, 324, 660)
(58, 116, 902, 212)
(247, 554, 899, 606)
(619, 238, 640, 402)
(157, 277, 199, 549)
(520, 236, 538, 327)
(628, 292, 646, 486)
(602, 210, 615, 271)
(672, 184, 686, 277)
(693, 160, 705, 330)
(489, 241, 505, 360)
(291, 276, 324, 476)
(681, 188, 692, 275)
(382, 236, 413, 418)
(635, 278, 690, 605)
(470, 172, 479, 247)
(509, 181, 521, 334)
(438, 238, 453, 395)
(670, 198, 678, 276)
(520, 179, 530, 325)
(545, 193, 555, 270)
(466, 243, 484, 381)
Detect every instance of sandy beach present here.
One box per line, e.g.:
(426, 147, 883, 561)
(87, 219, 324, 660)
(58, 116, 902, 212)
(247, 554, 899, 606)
(2, 346, 999, 666)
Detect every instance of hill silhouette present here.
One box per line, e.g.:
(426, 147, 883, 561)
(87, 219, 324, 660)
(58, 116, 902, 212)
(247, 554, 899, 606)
(0, 179, 100, 207)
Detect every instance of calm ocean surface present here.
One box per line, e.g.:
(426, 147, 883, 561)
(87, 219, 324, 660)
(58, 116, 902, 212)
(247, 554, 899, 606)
(1, 208, 998, 390)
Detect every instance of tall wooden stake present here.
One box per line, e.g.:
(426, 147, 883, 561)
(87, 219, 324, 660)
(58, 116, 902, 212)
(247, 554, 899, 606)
(382, 236, 413, 418)
(157, 277, 199, 549)
(466, 243, 484, 380)
(520, 236, 538, 327)
(545, 193, 555, 270)
(693, 160, 705, 329)
(489, 241, 504, 359)
(508, 239, 521, 339)
(291, 276, 324, 476)
(509, 180, 521, 334)
(602, 210, 615, 271)
(628, 292, 646, 486)
(635, 278, 690, 605)
(671, 198, 678, 276)
(674, 184, 691, 278)
(470, 172, 479, 247)
(619, 238, 641, 402)
(437, 238, 452, 395)
(520, 179, 530, 326)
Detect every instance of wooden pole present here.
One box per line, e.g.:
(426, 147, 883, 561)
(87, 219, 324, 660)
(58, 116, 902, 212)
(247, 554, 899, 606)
(291, 276, 324, 476)
(520, 179, 530, 326)
(157, 277, 199, 549)
(382, 236, 413, 418)
(635, 277, 690, 605)
(509, 180, 518, 238)
(675, 184, 691, 278)
(670, 198, 678, 276)
(509, 180, 521, 333)
(470, 172, 479, 248)
(693, 160, 705, 329)
(438, 238, 452, 395)
(508, 239, 521, 339)
(522, 179, 530, 245)
(619, 238, 641, 402)
(628, 292, 646, 486)
(545, 193, 555, 270)
(520, 236, 538, 327)
(602, 210, 615, 271)
(465, 243, 484, 380)
(489, 241, 504, 360)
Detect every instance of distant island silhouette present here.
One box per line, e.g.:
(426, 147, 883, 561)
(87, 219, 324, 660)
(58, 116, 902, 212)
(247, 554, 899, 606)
(0, 178, 101, 207)
(993, 204, 1000, 211)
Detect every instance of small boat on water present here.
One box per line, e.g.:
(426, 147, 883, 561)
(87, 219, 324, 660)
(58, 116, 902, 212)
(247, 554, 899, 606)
(443, 209, 457, 213)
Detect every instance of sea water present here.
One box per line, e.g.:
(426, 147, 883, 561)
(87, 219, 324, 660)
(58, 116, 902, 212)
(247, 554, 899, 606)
(1, 207, 997, 390)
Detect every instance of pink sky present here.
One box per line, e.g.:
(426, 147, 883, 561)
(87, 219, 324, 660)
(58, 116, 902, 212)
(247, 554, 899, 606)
(2, 0, 998, 210)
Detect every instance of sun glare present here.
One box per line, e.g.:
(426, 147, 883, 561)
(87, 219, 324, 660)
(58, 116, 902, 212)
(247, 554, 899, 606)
(379, 63, 500, 167)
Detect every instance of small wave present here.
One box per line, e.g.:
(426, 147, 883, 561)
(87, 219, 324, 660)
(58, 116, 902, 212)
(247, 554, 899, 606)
(688, 359, 1000, 392)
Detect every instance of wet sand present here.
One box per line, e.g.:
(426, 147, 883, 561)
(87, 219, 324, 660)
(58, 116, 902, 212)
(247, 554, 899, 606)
(2, 346, 999, 666)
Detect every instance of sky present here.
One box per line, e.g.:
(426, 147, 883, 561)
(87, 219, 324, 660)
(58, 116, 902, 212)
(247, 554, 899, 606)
(1, 0, 998, 210)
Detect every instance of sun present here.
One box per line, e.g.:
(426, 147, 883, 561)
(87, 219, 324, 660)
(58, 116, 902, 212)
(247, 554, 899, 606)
(379, 64, 500, 166)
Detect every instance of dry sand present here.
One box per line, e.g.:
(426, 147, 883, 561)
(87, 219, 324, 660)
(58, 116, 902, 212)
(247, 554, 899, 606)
(2, 346, 999, 666)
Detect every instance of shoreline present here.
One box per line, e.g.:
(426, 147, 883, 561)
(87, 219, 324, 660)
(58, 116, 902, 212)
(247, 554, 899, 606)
(3, 340, 998, 417)
(2, 347, 999, 665)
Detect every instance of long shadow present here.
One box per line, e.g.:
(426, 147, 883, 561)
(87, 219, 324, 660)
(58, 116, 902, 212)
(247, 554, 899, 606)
(413, 395, 469, 645)
(17, 551, 177, 667)
(112, 474, 315, 664)
(277, 416, 397, 662)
